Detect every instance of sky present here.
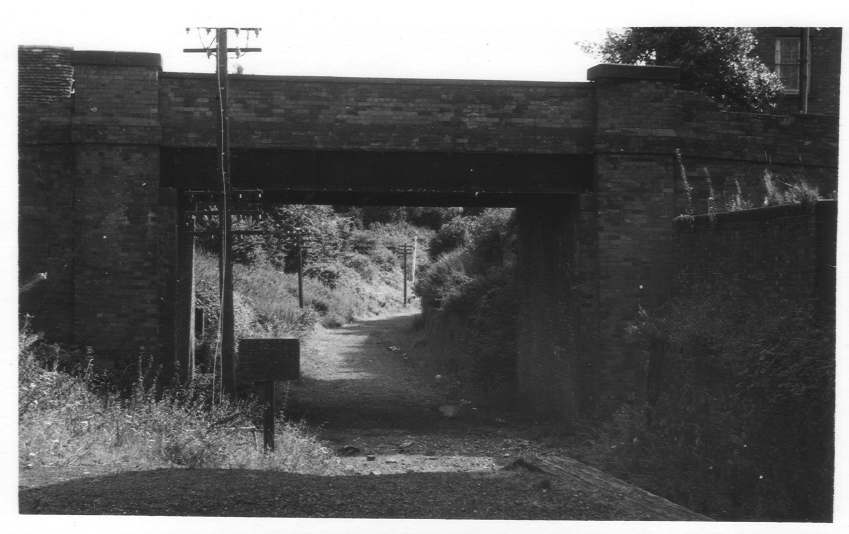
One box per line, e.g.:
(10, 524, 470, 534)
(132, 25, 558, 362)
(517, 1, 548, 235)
(9, 2, 612, 82)
(8, 1, 849, 82)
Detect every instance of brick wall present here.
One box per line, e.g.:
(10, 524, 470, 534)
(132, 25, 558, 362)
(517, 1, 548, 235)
(69, 53, 166, 370)
(19, 47, 76, 339)
(580, 66, 837, 415)
(160, 73, 595, 153)
(673, 201, 837, 318)
(516, 199, 581, 422)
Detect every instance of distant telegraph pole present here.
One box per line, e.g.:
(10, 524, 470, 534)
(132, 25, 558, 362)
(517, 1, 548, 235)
(297, 236, 306, 309)
(184, 27, 261, 396)
(411, 237, 417, 288)
(400, 243, 410, 306)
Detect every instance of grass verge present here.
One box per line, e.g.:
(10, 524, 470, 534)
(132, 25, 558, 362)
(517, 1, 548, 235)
(19, 327, 341, 475)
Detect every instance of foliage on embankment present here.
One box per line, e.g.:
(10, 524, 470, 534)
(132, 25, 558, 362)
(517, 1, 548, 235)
(194, 205, 434, 355)
(413, 208, 519, 401)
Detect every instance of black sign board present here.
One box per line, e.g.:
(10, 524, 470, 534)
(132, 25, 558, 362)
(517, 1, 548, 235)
(237, 338, 300, 383)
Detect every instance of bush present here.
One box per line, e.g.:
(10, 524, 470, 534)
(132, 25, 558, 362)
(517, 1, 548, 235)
(415, 208, 519, 400)
(403, 207, 463, 231)
(414, 250, 471, 312)
(339, 252, 380, 283)
(428, 217, 470, 260)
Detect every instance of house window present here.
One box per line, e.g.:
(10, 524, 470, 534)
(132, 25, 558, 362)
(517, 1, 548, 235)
(774, 37, 801, 93)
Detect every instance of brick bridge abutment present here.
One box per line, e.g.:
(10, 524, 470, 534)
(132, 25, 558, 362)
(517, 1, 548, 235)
(19, 47, 838, 420)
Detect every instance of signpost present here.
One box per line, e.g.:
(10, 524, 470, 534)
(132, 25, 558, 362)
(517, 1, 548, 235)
(237, 338, 300, 451)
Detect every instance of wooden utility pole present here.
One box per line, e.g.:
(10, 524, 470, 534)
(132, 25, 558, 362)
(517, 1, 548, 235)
(297, 238, 305, 309)
(184, 27, 261, 396)
(402, 243, 408, 306)
(411, 237, 417, 288)
(216, 28, 236, 395)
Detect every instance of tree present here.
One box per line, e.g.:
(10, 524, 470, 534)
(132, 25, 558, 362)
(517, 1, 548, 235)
(584, 27, 782, 112)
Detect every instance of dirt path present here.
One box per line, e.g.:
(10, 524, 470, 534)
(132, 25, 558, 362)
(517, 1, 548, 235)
(284, 310, 707, 520)
(19, 310, 708, 520)
(288, 309, 514, 475)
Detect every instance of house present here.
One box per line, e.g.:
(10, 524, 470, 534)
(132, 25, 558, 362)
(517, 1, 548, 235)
(752, 27, 841, 115)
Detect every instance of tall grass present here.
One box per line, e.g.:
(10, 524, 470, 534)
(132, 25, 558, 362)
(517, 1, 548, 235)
(19, 328, 341, 473)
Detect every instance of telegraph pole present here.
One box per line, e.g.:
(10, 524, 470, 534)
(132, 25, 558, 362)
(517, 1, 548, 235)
(411, 237, 417, 288)
(297, 237, 305, 309)
(185, 27, 261, 396)
(402, 243, 408, 306)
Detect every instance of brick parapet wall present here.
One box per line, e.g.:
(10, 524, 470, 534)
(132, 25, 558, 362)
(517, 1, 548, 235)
(677, 107, 838, 167)
(160, 73, 595, 153)
(72, 62, 161, 145)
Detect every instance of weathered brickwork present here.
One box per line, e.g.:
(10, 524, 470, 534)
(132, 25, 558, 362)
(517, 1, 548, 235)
(673, 202, 836, 315)
(18, 46, 839, 420)
(160, 73, 594, 153)
(19, 145, 76, 340)
(18, 47, 74, 144)
(516, 199, 580, 422)
(19, 47, 76, 339)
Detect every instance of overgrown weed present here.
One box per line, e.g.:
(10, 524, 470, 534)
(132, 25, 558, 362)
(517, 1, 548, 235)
(19, 330, 340, 474)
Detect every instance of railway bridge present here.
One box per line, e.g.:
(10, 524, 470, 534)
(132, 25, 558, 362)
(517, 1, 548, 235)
(18, 47, 838, 420)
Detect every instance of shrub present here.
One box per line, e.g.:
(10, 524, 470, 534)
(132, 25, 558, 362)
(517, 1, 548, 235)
(415, 208, 519, 400)
(466, 208, 516, 270)
(415, 249, 471, 312)
(428, 217, 470, 260)
(340, 252, 380, 282)
(304, 261, 360, 290)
